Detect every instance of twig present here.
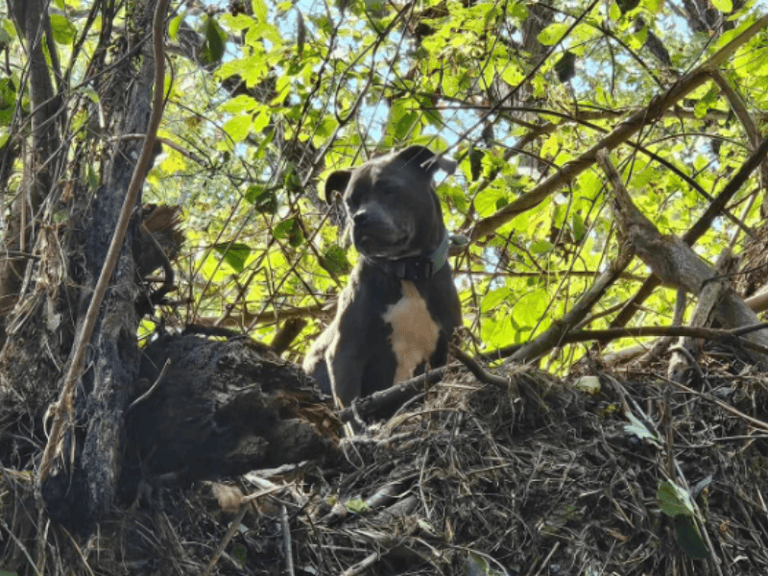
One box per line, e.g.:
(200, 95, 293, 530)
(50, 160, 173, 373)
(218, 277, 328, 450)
(0, 515, 42, 576)
(341, 552, 380, 576)
(37, 0, 170, 488)
(469, 14, 768, 241)
(664, 376, 768, 433)
(202, 484, 284, 576)
(127, 359, 170, 411)
(282, 504, 295, 576)
(451, 346, 508, 387)
(202, 505, 248, 576)
(530, 541, 560, 576)
(337, 363, 458, 424)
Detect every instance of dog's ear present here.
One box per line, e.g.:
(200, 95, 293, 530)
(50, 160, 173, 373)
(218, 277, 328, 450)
(324, 170, 352, 203)
(396, 145, 456, 176)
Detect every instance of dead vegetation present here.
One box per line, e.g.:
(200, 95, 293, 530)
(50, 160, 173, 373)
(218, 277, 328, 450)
(3, 340, 768, 576)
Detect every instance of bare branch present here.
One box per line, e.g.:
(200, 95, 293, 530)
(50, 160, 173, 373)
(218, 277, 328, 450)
(469, 14, 768, 242)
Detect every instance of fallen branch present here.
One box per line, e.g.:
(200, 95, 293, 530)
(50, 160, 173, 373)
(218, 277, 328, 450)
(604, 114, 768, 336)
(597, 148, 768, 365)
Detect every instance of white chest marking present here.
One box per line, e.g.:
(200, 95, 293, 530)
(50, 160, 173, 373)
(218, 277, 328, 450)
(382, 281, 440, 383)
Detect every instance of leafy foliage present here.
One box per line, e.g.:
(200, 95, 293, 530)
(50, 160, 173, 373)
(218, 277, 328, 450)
(2, 0, 768, 365)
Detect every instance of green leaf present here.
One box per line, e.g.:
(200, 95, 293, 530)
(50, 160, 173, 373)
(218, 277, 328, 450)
(572, 212, 586, 242)
(512, 289, 547, 327)
(213, 243, 251, 273)
(466, 552, 505, 576)
(49, 14, 76, 45)
(657, 481, 695, 518)
(295, 9, 305, 57)
(169, 12, 186, 41)
(219, 95, 258, 114)
(0, 23, 11, 49)
(223, 115, 251, 142)
(624, 413, 661, 447)
(642, 0, 663, 12)
(252, 0, 268, 22)
(345, 498, 370, 513)
(474, 185, 508, 217)
(322, 244, 351, 275)
(273, 218, 304, 247)
(530, 239, 553, 254)
(537, 22, 569, 46)
(576, 170, 603, 201)
(246, 185, 278, 214)
(252, 110, 270, 133)
(200, 16, 227, 65)
(481, 287, 511, 313)
(711, 0, 732, 12)
(389, 100, 419, 141)
(675, 516, 709, 559)
(314, 115, 339, 140)
(1, 19, 15, 42)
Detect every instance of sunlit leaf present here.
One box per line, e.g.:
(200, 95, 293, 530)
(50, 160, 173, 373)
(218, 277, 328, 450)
(252, 0, 268, 22)
(169, 12, 187, 40)
(481, 288, 512, 313)
(49, 14, 76, 45)
(537, 22, 569, 46)
(223, 115, 251, 142)
(513, 289, 547, 327)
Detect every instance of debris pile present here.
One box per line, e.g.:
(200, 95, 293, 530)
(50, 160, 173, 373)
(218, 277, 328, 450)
(2, 347, 768, 575)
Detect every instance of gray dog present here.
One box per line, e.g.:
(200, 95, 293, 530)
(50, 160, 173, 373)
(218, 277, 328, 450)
(303, 146, 461, 418)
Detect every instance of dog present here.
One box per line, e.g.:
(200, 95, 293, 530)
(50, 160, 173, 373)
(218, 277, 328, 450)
(303, 146, 461, 419)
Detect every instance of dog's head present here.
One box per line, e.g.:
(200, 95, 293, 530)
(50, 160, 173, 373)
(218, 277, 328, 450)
(324, 146, 456, 259)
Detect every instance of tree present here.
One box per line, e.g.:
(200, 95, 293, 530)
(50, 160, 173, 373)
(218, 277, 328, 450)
(2, 0, 768, 572)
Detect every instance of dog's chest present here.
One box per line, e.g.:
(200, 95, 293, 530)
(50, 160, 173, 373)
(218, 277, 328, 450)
(382, 280, 440, 383)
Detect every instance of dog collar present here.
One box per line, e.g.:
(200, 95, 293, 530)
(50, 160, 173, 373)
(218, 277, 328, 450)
(367, 233, 451, 282)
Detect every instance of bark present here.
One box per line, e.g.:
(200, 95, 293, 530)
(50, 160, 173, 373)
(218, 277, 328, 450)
(122, 334, 335, 489)
(39, 0, 163, 534)
(0, 0, 62, 340)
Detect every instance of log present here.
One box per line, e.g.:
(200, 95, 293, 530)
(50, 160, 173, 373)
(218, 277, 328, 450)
(121, 334, 337, 493)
